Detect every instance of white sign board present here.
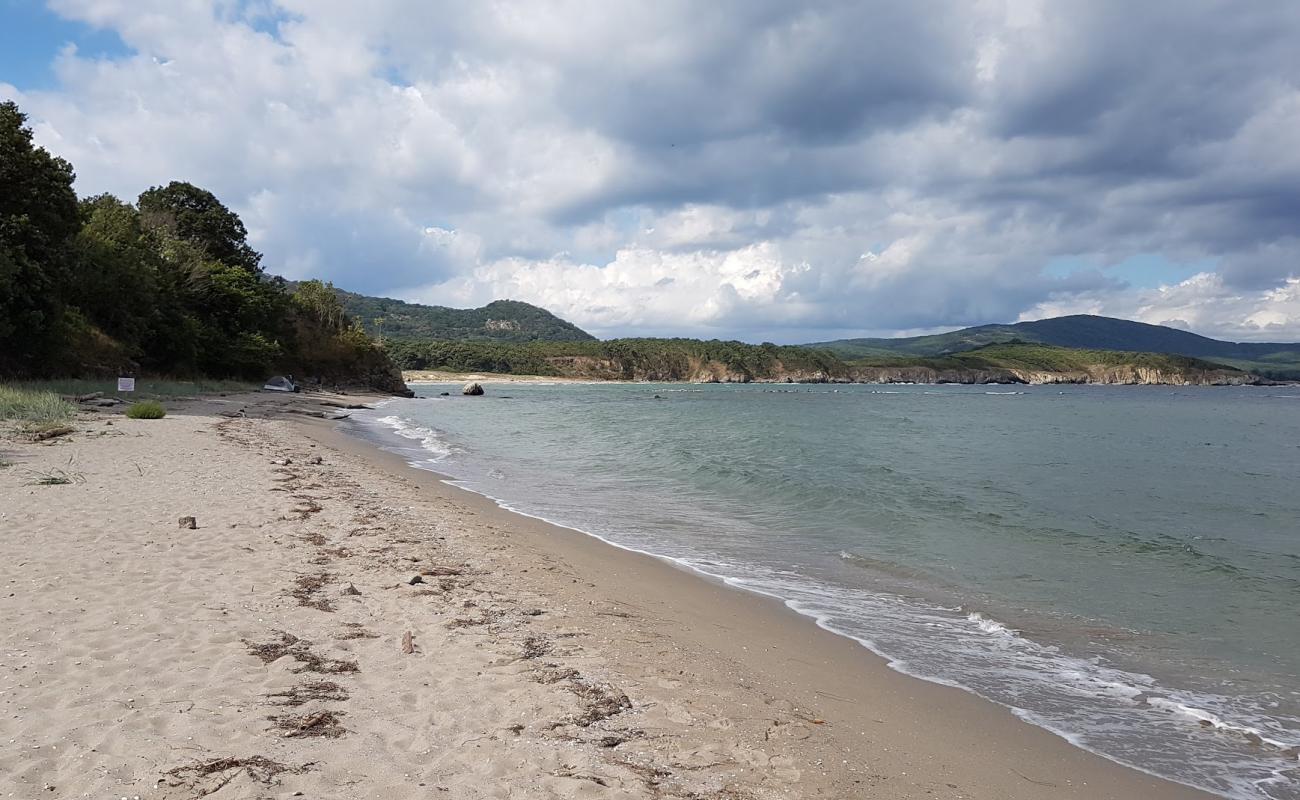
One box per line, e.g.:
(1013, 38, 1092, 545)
(117, 377, 136, 392)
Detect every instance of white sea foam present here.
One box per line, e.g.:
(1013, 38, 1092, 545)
(1146, 698, 1298, 752)
(966, 611, 1016, 637)
(375, 415, 456, 461)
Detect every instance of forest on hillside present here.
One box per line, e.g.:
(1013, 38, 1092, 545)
(335, 291, 596, 342)
(390, 338, 847, 381)
(0, 101, 406, 393)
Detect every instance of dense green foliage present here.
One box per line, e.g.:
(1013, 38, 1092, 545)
(0, 101, 80, 373)
(125, 400, 167, 419)
(391, 338, 1250, 383)
(389, 338, 846, 381)
(334, 290, 596, 342)
(810, 315, 1300, 379)
(0, 100, 407, 393)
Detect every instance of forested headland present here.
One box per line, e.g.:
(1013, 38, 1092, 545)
(0, 101, 408, 395)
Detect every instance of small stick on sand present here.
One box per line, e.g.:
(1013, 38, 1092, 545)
(402, 630, 415, 654)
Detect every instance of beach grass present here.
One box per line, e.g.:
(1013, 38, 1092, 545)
(125, 400, 167, 419)
(26, 468, 82, 486)
(0, 385, 77, 427)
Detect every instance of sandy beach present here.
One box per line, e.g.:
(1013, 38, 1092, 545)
(1, 392, 1216, 799)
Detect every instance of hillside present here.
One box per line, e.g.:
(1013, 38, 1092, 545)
(388, 339, 1264, 385)
(333, 289, 596, 343)
(849, 343, 1259, 386)
(0, 100, 409, 393)
(388, 338, 848, 382)
(809, 315, 1300, 379)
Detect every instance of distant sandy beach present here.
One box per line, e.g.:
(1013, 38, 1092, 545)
(404, 370, 608, 384)
(1, 391, 1215, 799)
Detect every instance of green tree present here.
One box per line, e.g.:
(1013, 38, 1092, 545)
(70, 194, 160, 352)
(138, 181, 262, 272)
(291, 279, 347, 333)
(0, 100, 80, 372)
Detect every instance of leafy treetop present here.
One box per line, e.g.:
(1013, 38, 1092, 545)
(138, 181, 262, 272)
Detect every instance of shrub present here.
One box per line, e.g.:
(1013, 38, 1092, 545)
(126, 400, 166, 419)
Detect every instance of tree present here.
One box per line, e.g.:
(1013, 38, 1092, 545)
(0, 100, 80, 372)
(291, 279, 347, 333)
(70, 194, 160, 352)
(138, 181, 262, 272)
(0, 99, 408, 392)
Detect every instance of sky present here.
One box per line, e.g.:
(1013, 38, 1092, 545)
(2, 1, 1299, 342)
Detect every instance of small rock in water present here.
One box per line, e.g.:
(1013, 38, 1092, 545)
(461, 382, 484, 396)
(177, 516, 197, 530)
(439, 392, 450, 396)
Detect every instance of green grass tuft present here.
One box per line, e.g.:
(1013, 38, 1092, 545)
(0, 385, 76, 426)
(125, 400, 167, 419)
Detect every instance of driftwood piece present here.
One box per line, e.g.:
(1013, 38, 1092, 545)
(31, 426, 74, 442)
(401, 631, 415, 654)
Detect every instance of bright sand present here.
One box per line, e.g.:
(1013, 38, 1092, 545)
(0, 392, 1215, 798)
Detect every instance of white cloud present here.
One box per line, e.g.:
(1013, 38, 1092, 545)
(4, 0, 1299, 341)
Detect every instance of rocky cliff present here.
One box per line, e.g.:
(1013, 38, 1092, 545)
(539, 355, 845, 383)
(850, 364, 1264, 386)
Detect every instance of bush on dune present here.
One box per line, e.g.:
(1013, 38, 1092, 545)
(125, 400, 166, 419)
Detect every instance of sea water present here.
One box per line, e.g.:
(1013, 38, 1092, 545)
(352, 382, 1300, 799)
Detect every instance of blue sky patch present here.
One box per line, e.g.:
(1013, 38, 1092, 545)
(0, 1, 130, 90)
(1045, 254, 1214, 289)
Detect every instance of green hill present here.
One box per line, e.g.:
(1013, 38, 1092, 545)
(387, 338, 1262, 385)
(854, 342, 1240, 373)
(388, 338, 846, 382)
(333, 289, 596, 343)
(810, 315, 1300, 379)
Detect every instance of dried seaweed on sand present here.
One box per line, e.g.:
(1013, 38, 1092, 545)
(244, 631, 358, 674)
(163, 756, 313, 797)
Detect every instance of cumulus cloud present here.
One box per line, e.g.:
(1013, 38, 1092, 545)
(4, 0, 1300, 340)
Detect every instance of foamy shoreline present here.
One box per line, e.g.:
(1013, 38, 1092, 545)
(0, 390, 1215, 799)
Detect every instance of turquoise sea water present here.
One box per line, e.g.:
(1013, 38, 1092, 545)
(353, 382, 1300, 799)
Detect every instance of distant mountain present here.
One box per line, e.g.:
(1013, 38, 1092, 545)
(333, 289, 596, 343)
(808, 315, 1300, 379)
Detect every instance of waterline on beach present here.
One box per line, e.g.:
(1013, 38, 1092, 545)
(353, 383, 1300, 799)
